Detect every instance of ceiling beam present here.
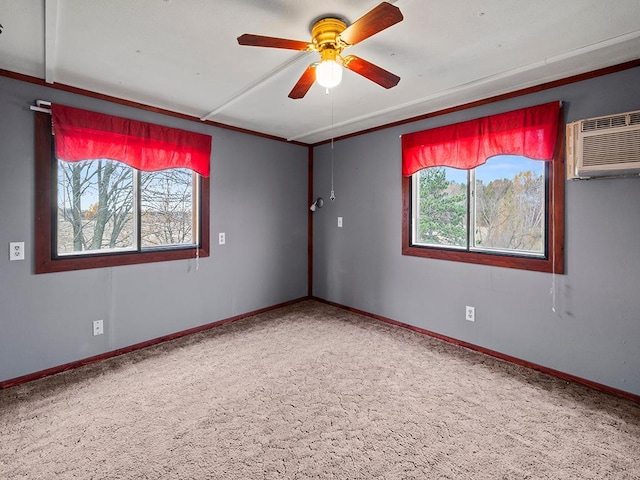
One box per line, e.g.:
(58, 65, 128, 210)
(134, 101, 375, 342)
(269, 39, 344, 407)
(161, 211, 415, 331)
(200, 51, 312, 121)
(44, 0, 59, 84)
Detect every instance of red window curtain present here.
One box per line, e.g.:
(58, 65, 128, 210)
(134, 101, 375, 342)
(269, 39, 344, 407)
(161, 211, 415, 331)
(51, 104, 212, 177)
(401, 102, 560, 177)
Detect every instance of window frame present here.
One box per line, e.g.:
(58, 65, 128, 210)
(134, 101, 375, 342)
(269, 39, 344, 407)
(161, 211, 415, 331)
(34, 112, 210, 274)
(402, 118, 565, 274)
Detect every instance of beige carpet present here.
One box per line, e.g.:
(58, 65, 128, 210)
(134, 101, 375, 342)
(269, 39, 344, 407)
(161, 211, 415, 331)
(1, 300, 639, 479)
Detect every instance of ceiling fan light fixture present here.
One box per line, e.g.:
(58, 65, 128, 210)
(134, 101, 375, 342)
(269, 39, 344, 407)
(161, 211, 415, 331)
(316, 59, 342, 88)
(238, 3, 403, 99)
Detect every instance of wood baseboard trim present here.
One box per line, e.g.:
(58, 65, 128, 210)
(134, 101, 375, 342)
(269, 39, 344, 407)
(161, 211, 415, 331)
(312, 297, 640, 405)
(0, 296, 309, 390)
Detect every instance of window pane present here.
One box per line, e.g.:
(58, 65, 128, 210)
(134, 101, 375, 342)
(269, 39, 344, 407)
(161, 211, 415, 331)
(57, 159, 135, 255)
(473, 156, 545, 255)
(140, 169, 195, 248)
(415, 167, 468, 248)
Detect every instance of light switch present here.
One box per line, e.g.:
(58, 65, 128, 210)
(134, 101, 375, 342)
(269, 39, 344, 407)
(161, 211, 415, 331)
(337, 217, 343, 228)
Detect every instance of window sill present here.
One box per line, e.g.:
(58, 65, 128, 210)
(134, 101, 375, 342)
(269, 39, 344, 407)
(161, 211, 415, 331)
(36, 246, 209, 274)
(402, 244, 559, 273)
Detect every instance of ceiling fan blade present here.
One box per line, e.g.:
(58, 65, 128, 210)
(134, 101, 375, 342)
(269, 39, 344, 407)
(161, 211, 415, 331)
(288, 65, 316, 99)
(343, 55, 400, 89)
(338, 2, 403, 46)
(237, 34, 311, 51)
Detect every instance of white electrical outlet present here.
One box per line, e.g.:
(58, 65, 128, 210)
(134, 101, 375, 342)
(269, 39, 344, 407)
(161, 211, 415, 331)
(9, 242, 25, 261)
(219, 232, 226, 245)
(465, 306, 475, 322)
(93, 320, 104, 336)
(337, 217, 343, 228)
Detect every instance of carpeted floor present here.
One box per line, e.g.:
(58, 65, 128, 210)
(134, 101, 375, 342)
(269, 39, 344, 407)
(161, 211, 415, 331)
(1, 300, 639, 479)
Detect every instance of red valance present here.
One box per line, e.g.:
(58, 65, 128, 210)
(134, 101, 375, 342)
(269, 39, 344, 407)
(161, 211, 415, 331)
(401, 102, 560, 177)
(52, 104, 211, 177)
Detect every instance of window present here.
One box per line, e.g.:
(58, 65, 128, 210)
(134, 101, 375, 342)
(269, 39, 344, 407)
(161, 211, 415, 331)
(35, 107, 210, 273)
(411, 156, 546, 254)
(56, 160, 198, 255)
(402, 103, 564, 273)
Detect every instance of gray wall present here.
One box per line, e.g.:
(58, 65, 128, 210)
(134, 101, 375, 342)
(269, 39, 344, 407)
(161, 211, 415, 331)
(0, 76, 308, 383)
(313, 67, 640, 396)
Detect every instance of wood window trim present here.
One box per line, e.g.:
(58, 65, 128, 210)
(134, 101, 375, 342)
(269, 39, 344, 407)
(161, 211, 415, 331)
(34, 112, 210, 274)
(401, 116, 565, 274)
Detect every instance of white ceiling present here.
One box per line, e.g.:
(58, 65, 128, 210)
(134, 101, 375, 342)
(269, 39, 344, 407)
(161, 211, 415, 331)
(2, 0, 640, 144)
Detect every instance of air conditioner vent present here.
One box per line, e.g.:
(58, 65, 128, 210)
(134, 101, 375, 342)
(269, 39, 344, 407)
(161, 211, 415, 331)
(566, 108, 640, 179)
(582, 130, 640, 166)
(581, 114, 627, 132)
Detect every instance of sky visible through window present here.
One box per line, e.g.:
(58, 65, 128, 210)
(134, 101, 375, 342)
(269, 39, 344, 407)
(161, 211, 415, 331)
(443, 155, 542, 183)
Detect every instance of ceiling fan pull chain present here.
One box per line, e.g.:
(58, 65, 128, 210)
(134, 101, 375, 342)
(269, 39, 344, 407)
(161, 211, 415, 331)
(330, 136, 335, 202)
(330, 93, 336, 202)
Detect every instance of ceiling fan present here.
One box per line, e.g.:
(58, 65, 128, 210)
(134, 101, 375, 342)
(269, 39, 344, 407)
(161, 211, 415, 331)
(237, 2, 403, 99)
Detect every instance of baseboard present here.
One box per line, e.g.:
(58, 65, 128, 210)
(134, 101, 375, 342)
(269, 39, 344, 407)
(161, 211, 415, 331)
(312, 296, 640, 405)
(0, 296, 309, 390)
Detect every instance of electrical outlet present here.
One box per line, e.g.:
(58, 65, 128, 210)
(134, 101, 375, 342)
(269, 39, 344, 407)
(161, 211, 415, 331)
(93, 320, 104, 336)
(9, 242, 25, 261)
(219, 232, 225, 245)
(465, 306, 475, 322)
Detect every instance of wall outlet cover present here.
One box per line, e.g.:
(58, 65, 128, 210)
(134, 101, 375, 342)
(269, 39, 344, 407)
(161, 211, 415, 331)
(466, 306, 475, 322)
(9, 242, 25, 261)
(93, 320, 104, 336)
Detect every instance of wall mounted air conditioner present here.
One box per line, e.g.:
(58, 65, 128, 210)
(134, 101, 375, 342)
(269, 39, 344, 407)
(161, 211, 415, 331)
(566, 109, 640, 179)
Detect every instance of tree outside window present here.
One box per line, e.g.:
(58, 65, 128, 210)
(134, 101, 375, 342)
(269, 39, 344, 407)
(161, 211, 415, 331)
(412, 156, 546, 257)
(56, 160, 196, 256)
